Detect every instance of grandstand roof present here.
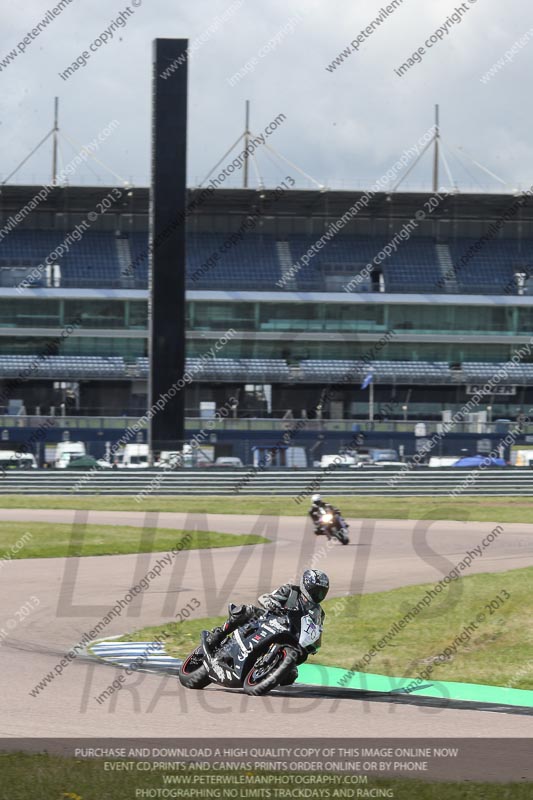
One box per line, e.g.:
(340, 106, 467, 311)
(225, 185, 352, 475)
(3, 185, 533, 221)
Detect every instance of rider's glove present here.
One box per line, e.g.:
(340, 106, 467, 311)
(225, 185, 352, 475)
(261, 597, 284, 614)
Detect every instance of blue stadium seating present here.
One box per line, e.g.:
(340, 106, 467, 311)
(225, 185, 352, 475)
(448, 239, 533, 294)
(128, 232, 150, 285)
(0, 231, 121, 287)
(187, 232, 280, 289)
(135, 357, 290, 382)
(1, 230, 531, 294)
(286, 235, 442, 292)
(0, 355, 125, 378)
(1, 354, 532, 386)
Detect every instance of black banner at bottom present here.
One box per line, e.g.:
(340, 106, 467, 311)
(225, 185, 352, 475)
(0, 738, 532, 799)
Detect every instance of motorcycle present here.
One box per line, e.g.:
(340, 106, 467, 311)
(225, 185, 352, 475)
(317, 504, 350, 545)
(178, 603, 323, 696)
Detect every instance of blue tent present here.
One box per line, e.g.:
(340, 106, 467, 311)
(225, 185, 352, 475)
(452, 455, 507, 468)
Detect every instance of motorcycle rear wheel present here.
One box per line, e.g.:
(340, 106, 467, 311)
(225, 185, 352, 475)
(178, 646, 211, 689)
(244, 645, 299, 696)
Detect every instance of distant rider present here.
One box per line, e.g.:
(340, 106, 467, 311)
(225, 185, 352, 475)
(308, 494, 343, 536)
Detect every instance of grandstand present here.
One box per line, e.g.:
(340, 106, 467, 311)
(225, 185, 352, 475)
(1, 184, 533, 462)
(7, 228, 532, 294)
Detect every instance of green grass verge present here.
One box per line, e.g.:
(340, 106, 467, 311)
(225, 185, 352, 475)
(0, 494, 533, 524)
(118, 566, 533, 690)
(0, 521, 268, 559)
(0, 754, 531, 800)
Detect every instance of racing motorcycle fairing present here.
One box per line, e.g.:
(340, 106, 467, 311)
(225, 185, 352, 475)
(201, 604, 322, 689)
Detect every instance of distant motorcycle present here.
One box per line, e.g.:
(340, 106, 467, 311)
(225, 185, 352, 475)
(317, 504, 350, 545)
(178, 604, 323, 696)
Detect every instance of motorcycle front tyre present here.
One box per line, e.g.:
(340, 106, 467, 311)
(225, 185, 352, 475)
(334, 527, 349, 545)
(244, 645, 299, 696)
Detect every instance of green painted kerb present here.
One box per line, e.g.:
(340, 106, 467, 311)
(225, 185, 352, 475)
(297, 663, 533, 708)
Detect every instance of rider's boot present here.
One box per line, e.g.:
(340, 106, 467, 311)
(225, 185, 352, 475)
(202, 604, 250, 652)
(279, 666, 298, 686)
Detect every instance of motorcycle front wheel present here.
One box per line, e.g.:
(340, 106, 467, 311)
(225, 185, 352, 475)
(244, 645, 299, 696)
(178, 645, 211, 689)
(333, 526, 349, 545)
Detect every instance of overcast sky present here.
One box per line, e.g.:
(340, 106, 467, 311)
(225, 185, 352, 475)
(0, 0, 531, 192)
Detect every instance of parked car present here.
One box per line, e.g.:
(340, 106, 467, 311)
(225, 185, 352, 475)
(429, 456, 461, 467)
(370, 448, 400, 464)
(65, 455, 110, 470)
(320, 454, 357, 469)
(214, 457, 244, 468)
(452, 455, 507, 468)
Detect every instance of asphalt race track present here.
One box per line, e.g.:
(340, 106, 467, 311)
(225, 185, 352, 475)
(0, 508, 532, 771)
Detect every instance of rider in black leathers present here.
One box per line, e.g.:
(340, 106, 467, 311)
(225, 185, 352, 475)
(308, 494, 343, 536)
(203, 570, 329, 685)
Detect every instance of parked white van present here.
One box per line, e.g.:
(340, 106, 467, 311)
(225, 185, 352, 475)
(0, 450, 37, 470)
(511, 449, 533, 467)
(55, 441, 86, 469)
(155, 451, 182, 469)
(121, 443, 149, 468)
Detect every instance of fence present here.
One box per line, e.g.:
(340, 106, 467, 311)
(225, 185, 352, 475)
(0, 468, 531, 496)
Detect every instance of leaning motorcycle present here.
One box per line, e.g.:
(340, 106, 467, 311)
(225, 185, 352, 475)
(178, 604, 323, 696)
(318, 504, 350, 545)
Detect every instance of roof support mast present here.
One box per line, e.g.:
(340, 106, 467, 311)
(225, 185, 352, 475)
(200, 100, 322, 189)
(52, 97, 59, 186)
(433, 103, 439, 193)
(243, 100, 250, 188)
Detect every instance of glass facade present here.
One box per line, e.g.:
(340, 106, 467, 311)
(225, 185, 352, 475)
(187, 338, 520, 363)
(189, 300, 530, 337)
(0, 334, 518, 363)
(0, 298, 531, 363)
(0, 299, 147, 329)
(0, 298, 531, 337)
(191, 301, 254, 330)
(0, 298, 61, 328)
(0, 336, 146, 358)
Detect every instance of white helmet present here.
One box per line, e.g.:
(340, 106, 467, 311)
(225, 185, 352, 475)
(311, 494, 322, 503)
